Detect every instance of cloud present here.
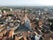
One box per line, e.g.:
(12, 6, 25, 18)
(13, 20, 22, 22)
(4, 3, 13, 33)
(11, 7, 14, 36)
(0, 0, 53, 6)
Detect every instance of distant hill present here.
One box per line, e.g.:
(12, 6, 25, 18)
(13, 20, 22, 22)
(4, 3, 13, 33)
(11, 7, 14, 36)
(0, 6, 53, 9)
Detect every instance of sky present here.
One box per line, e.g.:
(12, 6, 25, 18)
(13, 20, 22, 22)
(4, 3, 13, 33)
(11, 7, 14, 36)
(0, 0, 53, 6)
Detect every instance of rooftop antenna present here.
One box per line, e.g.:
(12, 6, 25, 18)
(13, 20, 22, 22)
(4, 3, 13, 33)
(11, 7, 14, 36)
(39, 10, 41, 16)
